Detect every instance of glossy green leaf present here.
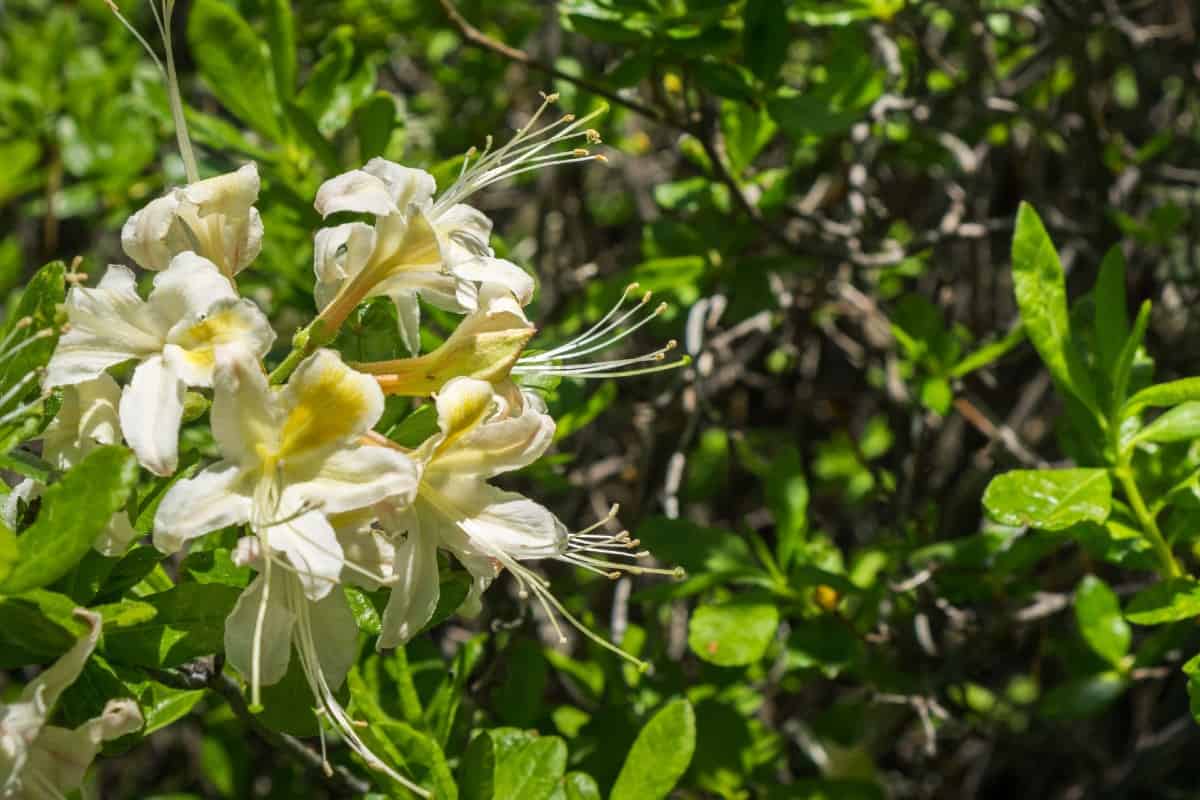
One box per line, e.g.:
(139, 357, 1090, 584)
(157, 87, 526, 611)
(982, 469, 1111, 531)
(1124, 378, 1200, 416)
(0, 260, 64, 403)
(264, 0, 296, 99)
(0, 519, 16, 585)
(188, 0, 282, 139)
(1134, 402, 1200, 445)
(1011, 203, 1099, 414)
(102, 582, 242, 668)
(1074, 575, 1130, 665)
(459, 731, 495, 800)
(611, 699, 696, 800)
(490, 728, 567, 800)
(768, 446, 809, 572)
(0, 446, 138, 594)
(1093, 246, 1130, 371)
(1125, 578, 1200, 625)
(689, 602, 779, 666)
(743, 0, 789, 82)
(1039, 671, 1127, 719)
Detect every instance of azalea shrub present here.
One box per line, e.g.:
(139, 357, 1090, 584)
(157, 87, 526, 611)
(3, 0, 1200, 798)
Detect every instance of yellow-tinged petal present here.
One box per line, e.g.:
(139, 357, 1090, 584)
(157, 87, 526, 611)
(276, 349, 384, 462)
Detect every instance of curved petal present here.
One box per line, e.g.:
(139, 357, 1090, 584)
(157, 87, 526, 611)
(432, 377, 495, 443)
(121, 192, 183, 271)
(263, 508, 344, 600)
(146, 252, 238, 326)
(364, 158, 437, 210)
(163, 297, 276, 387)
(41, 373, 123, 470)
(224, 572, 296, 688)
(431, 476, 567, 560)
(119, 355, 185, 476)
(314, 169, 399, 217)
(209, 350, 280, 466)
(276, 350, 384, 464)
(285, 444, 418, 516)
(336, 522, 397, 591)
(392, 291, 421, 356)
(452, 257, 536, 307)
(378, 523, 441, 649)
(313, 222, 375, 310)
(434, 202, 493, 265)
(153, 460, 253, 554)
(307, 587, 360, 690)
(434, 399, 555, 478)
(44, 266, 162, 387)
(182, 162, 259, 216)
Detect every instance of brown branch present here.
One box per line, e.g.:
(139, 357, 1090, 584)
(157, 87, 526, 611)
(152, 660, 372, 796)
(436, 0, 673, 126)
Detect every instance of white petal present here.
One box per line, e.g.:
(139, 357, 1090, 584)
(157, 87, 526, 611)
(392, 292, 421, 356)
(153, 460, 252, 554)
(276, 350, 384, 463)
(163, 297, 276, 387)
(336, 522, 396, 591)
(307, 587, 359, 690)
(1, 478, 39, 530)
(146, 252, 238, 325)
(432, 476, 567, 560)
(378, 523, 440, 649)
(119, 355, 185, 476)
(363, 158, 437, 210)
(376, 265, 477, 315)
(314, 169, 399, 217)
(453, 257, 536, 307)
(44, 266, 161, 387)
(18, 609, 101, 714)
(264, 509, 344, 600)
(285, 444, 418, 516)
(313, 222, 375, 310)
(432, 377, 495, 441)
(182, 162, 260, 215)
(121, 193, 183, 271)
(224, 572, 296, 687)
(434, 203, 493, 265)
(435, 397, 555, 478)
(41, 373, 123, 470)
(209, 350, 280, 466)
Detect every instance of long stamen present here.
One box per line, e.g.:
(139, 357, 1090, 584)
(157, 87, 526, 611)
(432, 94, 607, 214)
(249, 551, 272, 712)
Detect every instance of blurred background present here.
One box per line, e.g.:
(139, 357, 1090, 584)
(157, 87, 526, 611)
(3, 0, 1200, 797)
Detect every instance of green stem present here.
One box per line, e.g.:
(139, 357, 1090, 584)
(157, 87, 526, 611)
(1116, 466, 1183, 578)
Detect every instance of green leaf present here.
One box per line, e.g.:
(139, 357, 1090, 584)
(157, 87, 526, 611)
(981, 469, 1111, 531)
(0, 588, 88, 667)
(355, 91, 400, 161)
(1093, 246, 1130, 372)
(611, 699, 696, 800)
(0, 446, 138, 594)
(1011, 203, 1099, 415)
(949, 326, 1026, 378)
(1111, 300, 1151, 413)
(459, 731, 495, 800)
(0, 260, 65, 404)
(1039, 671, 1127, 719)
(743, 0, 789, 82)
(1074, 575, 1130, 666)
(0, 519, 16, 585)
(188, 0, 282, 139)
(689, 602, 780, 666)
(264, 0, 296, 100)
(490, 728, 567, 800)
(102, 582, 242, 667)
(1124, 377, 1200, 417)
(1134, 402, 1200, 445)
(767, 446, 809, 571)
(560, 772, 601, 800)
(1125, 578, 1200, 625)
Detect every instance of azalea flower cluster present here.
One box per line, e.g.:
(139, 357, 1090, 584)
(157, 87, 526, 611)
(27, 96, 682, 792)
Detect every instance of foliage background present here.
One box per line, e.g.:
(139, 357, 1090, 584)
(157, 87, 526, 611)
(3, 0, 1200, 798)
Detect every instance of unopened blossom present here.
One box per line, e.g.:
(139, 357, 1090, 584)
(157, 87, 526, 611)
(311, 96, 601, 351)
(122, 163, 263, 279)
(0, 610, 143, 800)
(4, 375, 138, 555)
(43, 252, 275, 475)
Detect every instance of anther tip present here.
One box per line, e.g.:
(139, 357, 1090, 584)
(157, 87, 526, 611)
(611, 502, 621, 515)
(322, 761, 334, 778)
(562, 113, 576, 122)
(558, 634, 569, 644)
(573, 148, 590, 157)
(595, 154, 610, 164)
(672, 566, 687, 580)
(655, 302, 668, 314)
(641, 292, 653, 304)
(665, 339, 678, 350)
(607, 571, 621, 580)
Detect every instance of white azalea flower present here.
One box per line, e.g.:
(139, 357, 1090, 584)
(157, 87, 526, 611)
(7, 375, 138, 555)
(0, 610, 143, 800)
(152, 348, 417, 692)
(122, 163, 264, 279)
(311, 95, 601, 352)
(43, 252, 275, 475)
